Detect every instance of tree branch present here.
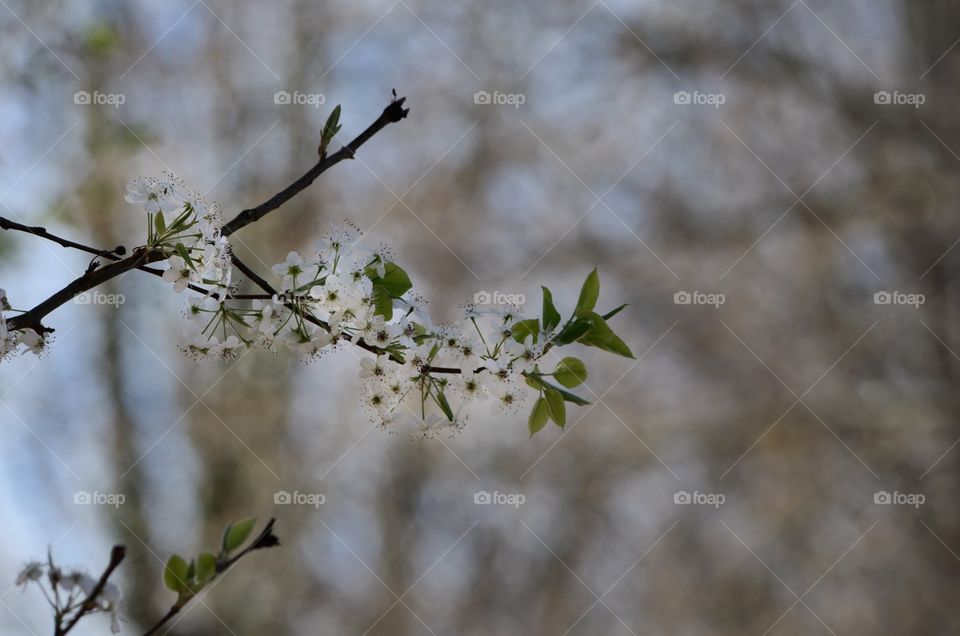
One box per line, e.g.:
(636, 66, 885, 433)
(7, 248, 166, 333)
(57, 545, 125, 636)
(3, 93, 408, 335)
(0, 216, 239, 299)
(220, 95, 408, 237)
(141, 519, 279, 636)
(0, 216, 125, 259)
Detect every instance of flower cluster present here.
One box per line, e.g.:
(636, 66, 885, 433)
(16, 557, 123, 633)
(5, 172, 633, 438)
(125, 172, 232, 300)
(0, 289, 46, 361)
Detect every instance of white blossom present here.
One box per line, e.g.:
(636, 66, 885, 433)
(272, 251, 306, 291)
(17, 329, 44, 355)
(124, 174, 186, 214)
(15, 561, 44, 588)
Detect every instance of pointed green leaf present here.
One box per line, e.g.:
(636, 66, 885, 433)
(528, 397, 549, 436)
(524, 374, 591, 405)
(577, 312, 635, 358)
(175, 242, 195, 271)
(365, 262, 412, 297)
(554, 357, 587, 388)
(195, 552, 217, 585)
(163, 554, 189, 593)
(436, 389, 455, 421)
(511, 318, 540, 343)
(154, 210, 166, 235)
(222, 517, 257, 553)
(554, 318, 592, 345)
(544, 388, 566, 428)
(541, 287, 561, 332)
(574, 268, 600, 316)
(602, 303, 629, 321)
(370, 284, 394, 320)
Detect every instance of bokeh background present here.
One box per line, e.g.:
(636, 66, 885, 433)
(2, 0, 960, 634)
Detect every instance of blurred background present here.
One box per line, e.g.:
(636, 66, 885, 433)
(1, 0, 959, 633)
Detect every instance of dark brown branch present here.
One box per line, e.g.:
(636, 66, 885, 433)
(3, 94, 408, 335)
(0, 216, 124, 259)
(57, 545, 125, 636)
(7, 248, 166, 333)
(141, 605, 180, 636)
(0, 216, 233, 299)
(221, 95, 408, 237)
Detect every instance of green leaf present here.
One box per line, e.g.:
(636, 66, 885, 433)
(555, 387, 590, 406)
(578, 312, 635, 358)
(602, 303, 629, 321)
(435, 389, 455, 421)
(195, 552, 217, 585)
(370, 284, 394, 320)
(511, 318, 540, 343)
(365, 262, 412, 297)
(324, 105, 341, 137)
(544, 388, 566, 428)
(163, 554, 189, 593)
(596, 332, 634, 358)
(554, 357, 587, 388)
(574, 268, 600, 316)
(553, 318, 592, 345)
(175, 242, 195, 271)
(528, 397, 549, 436)
(154, 210, 166, 235)
(319, 105, 342, 156)
(366, 262, 412, 321)
(524, 374, 591, 406)
(541, 287, 561, 332)
(222, 517, 257, 553)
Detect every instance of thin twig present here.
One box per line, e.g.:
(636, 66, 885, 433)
(221, 95, 408, 237)
(57, 545, 125, 635)
(141, 519, 279, 636)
